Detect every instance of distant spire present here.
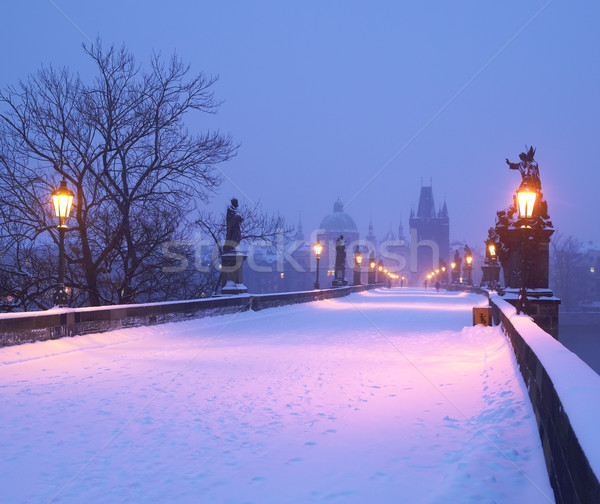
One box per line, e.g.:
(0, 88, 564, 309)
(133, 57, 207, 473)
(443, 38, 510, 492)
(398, 214, 405, 240)
(441, 199, 448, 218)
(295, 211, 304, 241)
(366, 214, 376, 245)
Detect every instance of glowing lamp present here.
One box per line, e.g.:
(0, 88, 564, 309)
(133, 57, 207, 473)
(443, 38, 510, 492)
(488, 244, 496, 257)
(313, 239, 323, 289)
(314, 239, 323, 257)
(466, 256, 473, 266)
(451, 262, 456, 270)
(516, 182, 537, 220)
(52, 180, 74, 226)
(369, 260, 376, 269)
(356, 254, 363, 265)
(51, 179, 74, 307)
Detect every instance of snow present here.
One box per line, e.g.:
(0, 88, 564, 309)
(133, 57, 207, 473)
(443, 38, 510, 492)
(0, 288, 554, 503)
(492, 294, 600, 480)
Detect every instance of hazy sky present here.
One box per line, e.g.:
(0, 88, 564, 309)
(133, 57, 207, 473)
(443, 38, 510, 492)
(2, 1, 599, 250)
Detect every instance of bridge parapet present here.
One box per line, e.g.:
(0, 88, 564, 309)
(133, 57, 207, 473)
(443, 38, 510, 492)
(0, 285, 375, 347)
(491, 295, 600, 504)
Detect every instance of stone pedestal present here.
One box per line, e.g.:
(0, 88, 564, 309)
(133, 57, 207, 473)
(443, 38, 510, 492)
(502, 288, 561, 339)
(332, 266, 347, 287)
(368, 269, 376, 285)
(221, 251, 248, 295)
(481, 264, 501, 289)
(353, 267, 361, 286)
(498, 226, 553, 289)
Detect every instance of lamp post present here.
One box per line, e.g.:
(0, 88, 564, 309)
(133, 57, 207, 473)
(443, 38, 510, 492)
(353, 246, 362, 286)
(51, 179, 74, 307)
(451, 250, 461, 284)
(314, 239, 323, 290)
(465, 254, 473, 285)
(368, 252, 376, 285)
(440, 263, 447, 285)
(463, 246, 473, 286)
(481, 236, 501, 290)
(515, 181, 538, 314)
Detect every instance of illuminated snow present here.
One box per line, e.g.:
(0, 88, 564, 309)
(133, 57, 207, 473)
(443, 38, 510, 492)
(0, 289, 554, 503)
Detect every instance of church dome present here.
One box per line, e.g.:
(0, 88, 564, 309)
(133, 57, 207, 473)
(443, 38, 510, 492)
(319, 200, 358, 233)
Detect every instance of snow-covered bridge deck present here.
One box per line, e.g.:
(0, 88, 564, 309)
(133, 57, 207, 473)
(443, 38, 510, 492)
(1, 288, 554, 503)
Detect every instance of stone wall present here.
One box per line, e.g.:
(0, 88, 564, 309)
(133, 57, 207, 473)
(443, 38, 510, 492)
(490, 296, 600, 504)
(0, 285, 374, 347)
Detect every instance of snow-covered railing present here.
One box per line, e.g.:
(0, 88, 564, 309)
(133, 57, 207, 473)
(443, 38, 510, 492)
(0, 285, 374, 347)
(490, 295, 600, 504)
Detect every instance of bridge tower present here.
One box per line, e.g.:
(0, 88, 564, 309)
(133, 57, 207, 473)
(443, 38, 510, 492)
(409, 184, 450, 286)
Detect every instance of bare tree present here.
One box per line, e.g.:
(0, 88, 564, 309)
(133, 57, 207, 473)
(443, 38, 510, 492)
(0, 40, 236, 308)
(550, 232, 583, 311)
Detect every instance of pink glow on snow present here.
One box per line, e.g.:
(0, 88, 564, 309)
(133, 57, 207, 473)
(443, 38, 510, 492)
(315, 299, 475, 312)
(0, 289, 554, 503)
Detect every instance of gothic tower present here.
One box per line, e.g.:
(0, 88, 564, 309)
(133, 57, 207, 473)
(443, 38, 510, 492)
(408, 185, 450, 284)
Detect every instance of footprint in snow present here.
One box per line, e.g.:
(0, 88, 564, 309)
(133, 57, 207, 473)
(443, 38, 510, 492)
(442, 415, 459, 424)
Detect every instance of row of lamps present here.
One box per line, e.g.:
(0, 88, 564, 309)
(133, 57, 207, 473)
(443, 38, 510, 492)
(312, 239, 400, 289)
(47, 174, 537, 307)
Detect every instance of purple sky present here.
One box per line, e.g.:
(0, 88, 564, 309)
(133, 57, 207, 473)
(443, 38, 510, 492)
(2, 1, 598, 250)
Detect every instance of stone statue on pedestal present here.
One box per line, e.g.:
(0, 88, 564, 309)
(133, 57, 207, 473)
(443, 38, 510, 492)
(505, 146, 541, 190)
(221, 197, 247, 295)
(494, 147, 559, 337)
(332, 235, 347, 287)
(224, 198, 243, 253)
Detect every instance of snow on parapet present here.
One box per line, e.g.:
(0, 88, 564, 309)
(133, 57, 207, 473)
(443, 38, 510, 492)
(492, 294, 600, 479)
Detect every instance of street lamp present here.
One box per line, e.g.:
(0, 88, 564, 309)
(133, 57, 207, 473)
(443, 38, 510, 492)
(464, 249, 473, 285)
(353, 246, 362, 286)
(451, 250, 461, 284)
(368, 252, 376, 285)
(515, 181, 538, 314)
(314, 239, 323, 290)
(487, 241, 497, 261)
(377, 260, 384, 284)
(51, 179, 74, 307)
(481, 236, 501, 291)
